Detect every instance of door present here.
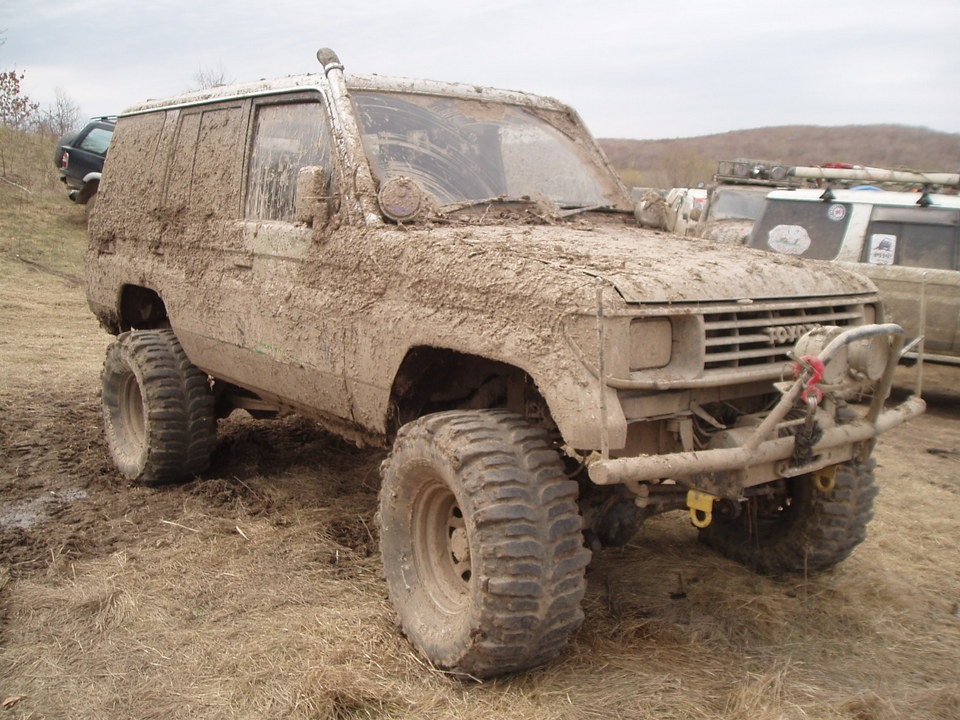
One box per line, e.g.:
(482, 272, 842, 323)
(230, 97, 350, 417)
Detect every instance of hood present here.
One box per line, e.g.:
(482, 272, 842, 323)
(438, 223, 877, 305)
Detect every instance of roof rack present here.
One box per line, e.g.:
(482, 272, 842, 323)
(714, 159, 802, 187)
(788, 165, 960, 187)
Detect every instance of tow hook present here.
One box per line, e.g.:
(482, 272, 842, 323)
(793, 354, 825, 405)
(813, 465, 837, 492)
(686, 490, 717, 528)
(793, 354, 826, 465)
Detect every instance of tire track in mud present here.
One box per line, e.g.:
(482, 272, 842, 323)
(0, 382, 385, 577)
(0, 385, 118, 573)
(14, 255, 83, 287)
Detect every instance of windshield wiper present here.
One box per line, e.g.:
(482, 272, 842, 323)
(556, 203, 616, 218)
(436, 197, 622, 222)
(436, 196, 538, 214)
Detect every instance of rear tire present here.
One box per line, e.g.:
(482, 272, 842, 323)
(379, 409, 591, 678)
(101, 329, 216, 485)
(699, 459, 878, 573)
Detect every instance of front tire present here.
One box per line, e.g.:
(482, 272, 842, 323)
(379, 410, 591, 678)
(699, 459, 878, 573)
(101, 329, 216, 485)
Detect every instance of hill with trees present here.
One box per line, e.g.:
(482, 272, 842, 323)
(598, 124, 960, 189)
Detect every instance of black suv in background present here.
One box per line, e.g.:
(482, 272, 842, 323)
(55, 116, 115, 208)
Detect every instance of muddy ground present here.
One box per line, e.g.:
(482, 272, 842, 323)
(1, 250, 958, 719)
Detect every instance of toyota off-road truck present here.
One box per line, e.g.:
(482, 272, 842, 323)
(84, 49, 925, 678)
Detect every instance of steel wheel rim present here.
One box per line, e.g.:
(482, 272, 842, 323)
(119, 372, 146, 450)
(411, 473, 471, 615)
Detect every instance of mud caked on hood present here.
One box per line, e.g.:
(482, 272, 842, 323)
(472, 224, 875, 304)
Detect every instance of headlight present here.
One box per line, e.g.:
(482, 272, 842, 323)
(564, 315, 674, 378)
(628, 318, 672, 370)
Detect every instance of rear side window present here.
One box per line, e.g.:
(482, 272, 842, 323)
(862, 220, 958, 270)
(102, 112, 170, 214)
(166, 104, 246, 216)
(78, 125, 113, 155)
(245, 101, 334, 222)
(748, 199, 850, 260)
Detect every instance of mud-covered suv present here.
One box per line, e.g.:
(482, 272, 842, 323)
(85, 49, 924, 678)
(55, 116, 115, 208)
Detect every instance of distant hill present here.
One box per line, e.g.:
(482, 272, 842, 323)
(598, 125, 960, 189)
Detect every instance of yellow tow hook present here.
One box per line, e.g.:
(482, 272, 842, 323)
(687, 490, 717, 528)
(813, 465, 837, 493)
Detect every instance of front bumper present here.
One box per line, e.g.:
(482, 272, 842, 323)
(587, 323, 925, 497)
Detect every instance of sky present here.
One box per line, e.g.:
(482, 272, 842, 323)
(2, 0, 960, 140)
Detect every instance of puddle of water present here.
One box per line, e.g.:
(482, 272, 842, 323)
(0, 488, 89, 530)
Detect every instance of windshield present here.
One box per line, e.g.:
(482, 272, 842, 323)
(351, 91, 625, 208)
(708, 188, 768, 221)
(748, 199, 851, 260)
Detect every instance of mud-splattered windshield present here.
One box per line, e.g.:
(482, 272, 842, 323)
(708, 188, 769, 222)
(351, 91, 625, 209)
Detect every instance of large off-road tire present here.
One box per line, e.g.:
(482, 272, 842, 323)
(379, 409, 591, 678)
(699, 459, 878, 574)
(101, 329, 216, 485)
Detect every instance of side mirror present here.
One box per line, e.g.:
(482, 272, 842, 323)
(295, 166, 329, 227)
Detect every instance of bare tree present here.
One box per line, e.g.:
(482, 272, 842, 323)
(648, 147, 713, 189)
(36, 87, 83, 138)
(192, 64, 232, 91)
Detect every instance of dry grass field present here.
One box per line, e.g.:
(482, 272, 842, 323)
(0, 136, 958, 719)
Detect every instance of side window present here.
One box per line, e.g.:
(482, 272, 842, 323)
(78, 125, 113, 155)
(863, 221, 958, 270)
(193, 108, 245, 215)
(166, 114, 201, 209)
(245, 101, 334, 222)
(165, 105, 245, 216)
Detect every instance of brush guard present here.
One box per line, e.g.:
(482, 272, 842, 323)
(587, 324, 925, 499)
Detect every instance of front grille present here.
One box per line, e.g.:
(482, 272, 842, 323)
(703, 298, 865, 371)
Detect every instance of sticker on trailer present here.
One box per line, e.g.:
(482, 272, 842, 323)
(766, 224, 812, 255)
(867, 233, 896, 265)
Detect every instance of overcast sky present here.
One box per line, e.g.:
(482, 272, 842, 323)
(3, 0, 959, 139)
